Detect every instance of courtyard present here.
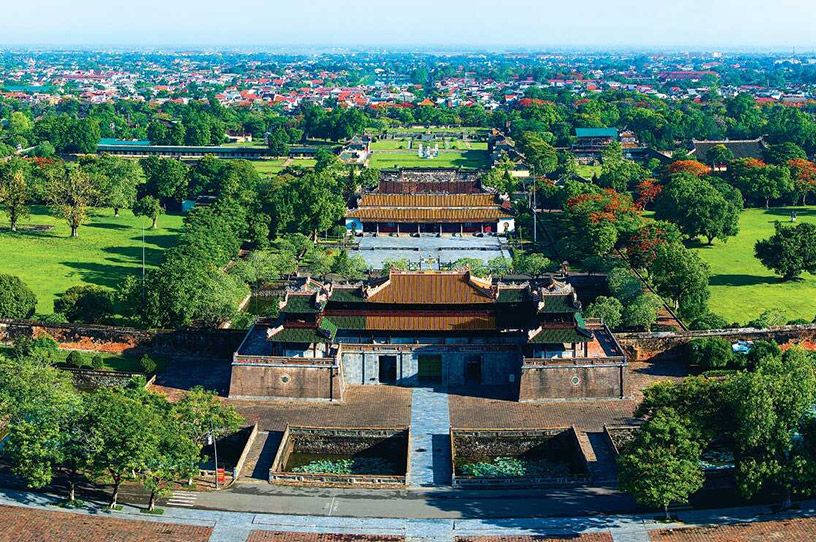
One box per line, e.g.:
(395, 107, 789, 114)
(353, 233, 511, 269)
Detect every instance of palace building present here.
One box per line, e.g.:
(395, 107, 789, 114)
(345, 169, 515, 236)
(229, 270, 627, 402)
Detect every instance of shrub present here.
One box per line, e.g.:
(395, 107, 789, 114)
(746, 340, 781, 370)
(689, 312, 729, 330)
(687, 337, 736, 370)
(747, 309, 786, 329)
(54, 286, 114, 324)
(139, 354, 158, 374)
(39, 312, 69, 324)
(585, 296, 624, 330)
(91, 354, 105, 370)
(66, 350, 86, 368)
(11, 334, 59, 364)
(0, 274, 38, 319)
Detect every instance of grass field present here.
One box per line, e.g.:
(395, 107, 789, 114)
(690, 206, 816, 324)
(369, 150, 488, 169)
(252, 158, 317, 176)
(0, 206, 184, 315)
(576, 165, 601, 179)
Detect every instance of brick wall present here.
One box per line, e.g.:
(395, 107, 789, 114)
(617, 324, 816, 362)
(228, 362, 344, 401)
(0, 319, 245, 357)
(518, 363, 627, 401)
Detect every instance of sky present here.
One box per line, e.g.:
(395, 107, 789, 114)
(3, 0, 816, 50)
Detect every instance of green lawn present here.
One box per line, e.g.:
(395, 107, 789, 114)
(690, 206, 816, 324)
(252, 159, 289, 176)
(0, 206, 184, 315)
(369, 150, 488, 170)
(576, 165, 601, 179)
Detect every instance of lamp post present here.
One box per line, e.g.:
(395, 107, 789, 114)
(209, 420, 219, 490)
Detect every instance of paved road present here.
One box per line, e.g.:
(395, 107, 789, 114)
(194, 482, 635, 519)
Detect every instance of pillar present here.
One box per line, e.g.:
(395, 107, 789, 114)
(480, 223, 484, 234)
(376, 223, 379, 235)
(397, 223, 400, 235)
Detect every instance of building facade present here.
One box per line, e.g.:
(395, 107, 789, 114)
(229, 270, 627, 402)
(345, 169, 515, 235)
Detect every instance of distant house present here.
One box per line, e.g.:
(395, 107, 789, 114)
(690, 138, 766, 166)
(572, 127, 619, 159)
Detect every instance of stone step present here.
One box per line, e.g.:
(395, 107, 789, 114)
(238, 431, 279, 482)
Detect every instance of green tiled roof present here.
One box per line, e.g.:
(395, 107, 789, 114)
(329, 287, 366, 303)
(324, 315, 367, 330)
(538, 294, 580, 313)
(266, 327, 334, 344)
(283, 294, 321, 314)
(318, 317, 338, 337)
(497, 288, 529, 303)
(528, 327, 592, 344)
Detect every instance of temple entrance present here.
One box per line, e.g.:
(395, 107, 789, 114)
(465, 355, 482, 385)
(379, 355, 397, 384)
(417, 355, 442, 385)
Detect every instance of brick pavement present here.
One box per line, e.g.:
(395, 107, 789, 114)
(248, 533, 403, 542)
(456, 534, 613, 542)
(649, 516, 816, 541)
(0, 504, 212, 542)
(230, 386, 413, 432)
(449, 394, 638, 431)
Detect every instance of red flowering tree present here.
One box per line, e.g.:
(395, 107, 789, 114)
(666, 160, 711, 178)
(788, 159, 816, 205)
(624, 221, 683, 275)
(635, 178, 663, 209)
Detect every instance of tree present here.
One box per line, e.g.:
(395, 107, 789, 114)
(624, 221, 682, 275)
(330, 249, 368, 279)
(292, 172, 345, 240)
(655, 175, 740, 244)
(48, 164, 97, 237)
(516, 131, 558, 174)
(140, 417, 198, 511)
(618, 408, 705, 520)
(623, 293, 662, 330)
(139, 156, 188, 204)
(96, 155, 141, 217)
(755, 222, 816, 280)
(54, 285, 114, 324)
(764, 142, 807, 165)
(687, 337, 736, 370)
(705, 144, 733, 169)
(85, 389, 162, 509)
(0, 357, 89, 502)
(512, 253, 552, 279)
(133, 196, 163, 229)
(174, 387, 243, 449)
(0, 168, 30, 231)
(787, 159, 816, 205)
(650, 243, 711, 320)
(725, 348, 816, 506)
(66, 350, 87, 368)
(585, 296, 623, 330)
(0, 274, 37, 319)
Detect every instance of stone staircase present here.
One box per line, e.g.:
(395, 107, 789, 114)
(576, 430, 618, 484)
(237, 431, 280, 483)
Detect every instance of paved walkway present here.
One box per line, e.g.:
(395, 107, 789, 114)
(408, 387, 451, 488)
(6, 486, 816, 542)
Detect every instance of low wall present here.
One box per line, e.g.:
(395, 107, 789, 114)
(0, 319, 245, 357)
(231, 423, 260, 483)
(59, 367, 155, 390)
(228, 361, 344, 401)
(451, 428, 590, 489)
(518, 361, 627, 402)
(617, 324, 816, 362)
(269, 426, 409, 487)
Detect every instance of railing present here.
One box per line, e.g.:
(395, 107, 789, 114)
(522, 355, 626, 367)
